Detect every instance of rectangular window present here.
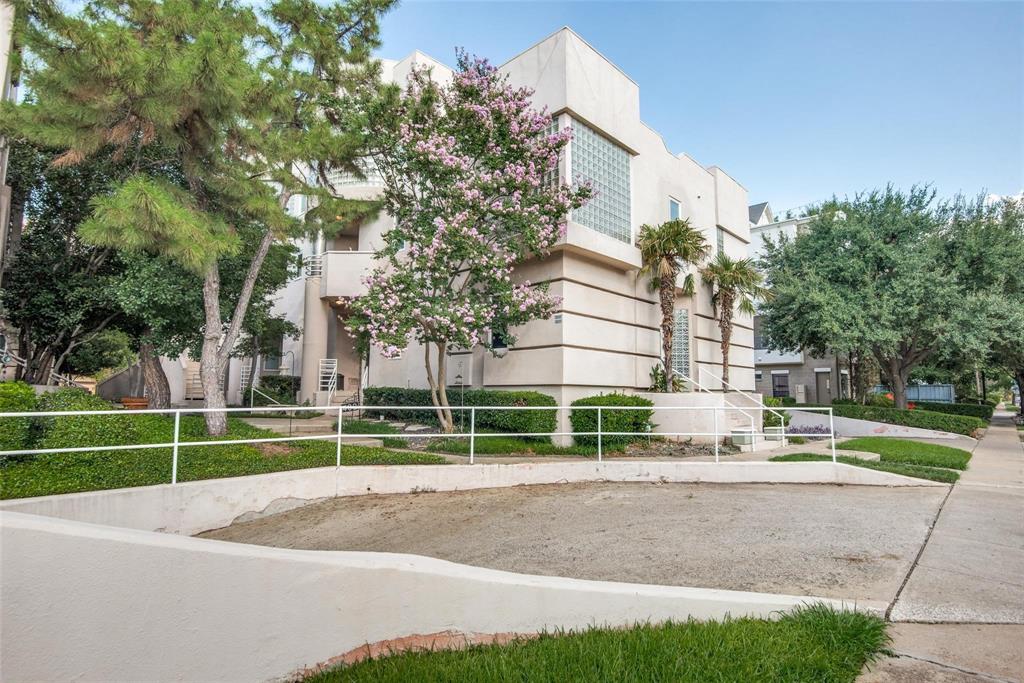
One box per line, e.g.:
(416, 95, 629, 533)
(717, 226, 725, 255)
(671, 309, 690, 380)
(755, 370, 763, 382)
(570, 119, 631, 243)
(262, 332, 284, 371)
(772, 373, 790, 398)
(491, 330, 508, 350)
(669, 198, 680, 221)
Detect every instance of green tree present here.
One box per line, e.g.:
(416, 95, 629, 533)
(700, 253, 768, 386)
(5, 0, 393, 434)
(637, 218, 710, 391)
(759, 186, 984, 409)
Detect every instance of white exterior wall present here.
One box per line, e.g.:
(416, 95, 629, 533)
(328, 28, 756, 397)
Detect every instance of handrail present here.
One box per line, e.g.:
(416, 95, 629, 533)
(672, 368, 761, 449)
(250, 386, 285, 407)
(1, 348, 86, 389)
(698, 366, 788, 428)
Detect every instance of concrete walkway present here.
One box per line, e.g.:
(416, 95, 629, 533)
(863, 409, 1024, 682)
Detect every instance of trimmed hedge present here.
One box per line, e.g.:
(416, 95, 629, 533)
(363, 387, 557, 435)
(252, 375, 300, 406)
(0, 381, 37, 453)
(36, 388, 140, 450)
(913, 401, 994, 421)
(570, 393, 654, 447)
(829, 404, 984, 437)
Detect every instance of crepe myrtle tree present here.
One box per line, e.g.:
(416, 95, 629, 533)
(350, 53, 591, 433)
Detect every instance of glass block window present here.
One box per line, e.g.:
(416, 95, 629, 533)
(324, 157, 383, 189)
(669, 198, 680, 221)
(717, 226, 725, 255)
(671, 309, 691, 380)
(542, 117, 561, 190)
(570, 119, 631, 243)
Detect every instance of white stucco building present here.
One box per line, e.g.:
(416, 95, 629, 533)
(275, 27, 757, 409)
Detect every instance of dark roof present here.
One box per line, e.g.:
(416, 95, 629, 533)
(748, 202, 769, 224)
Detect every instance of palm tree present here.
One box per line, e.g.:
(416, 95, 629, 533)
(700, 253, 770, 385)
(637, 219, 710, 392)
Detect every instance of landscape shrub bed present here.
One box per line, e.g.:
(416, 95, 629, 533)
(363, 387, 557, 435)
(828, 404, 984, 436)
(570, 394, 654, 447)
(35, 388, 141, 450)
(0, 381, 37, 452)
(912, 401, 994, 421)
(251, 375, 300, 406)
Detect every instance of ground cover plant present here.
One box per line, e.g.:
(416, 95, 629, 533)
(424, 433, 602, 457)
(306, 603, 887, 683)
(769, 453, 960, 483)
(839, 437, 972, 470)
(0, 407, 446, 500)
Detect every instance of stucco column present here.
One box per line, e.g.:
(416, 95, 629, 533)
(299, 276, 329, 405)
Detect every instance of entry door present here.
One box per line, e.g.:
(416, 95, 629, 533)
(816, 372, 831, 403)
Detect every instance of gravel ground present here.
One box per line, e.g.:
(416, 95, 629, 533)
(199, 481, 946, 604)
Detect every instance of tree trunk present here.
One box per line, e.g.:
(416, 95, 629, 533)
(889, 358, 909, 409)
(424, 341, 454, 433)
(718, 292, 734, 386)
(200, 264, 228, 435)
(659, 277, 675, 391)
(139, 340, 171, 409)
(1015, 369, 1024, 415)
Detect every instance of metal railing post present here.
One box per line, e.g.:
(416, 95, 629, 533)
(713, 407, 719, 464)
(597, 407, 602, 462)
(171, 410, 181, 484)
(829, 408, 837, 463)
(469, 408, 476, 465)
(336, 405, 343, 467)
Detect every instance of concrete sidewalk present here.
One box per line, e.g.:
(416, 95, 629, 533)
(863, 410, 1024, 682)
(890, 409, 1024, 623)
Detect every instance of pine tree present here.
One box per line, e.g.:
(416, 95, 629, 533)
(4, 0, 395, 433)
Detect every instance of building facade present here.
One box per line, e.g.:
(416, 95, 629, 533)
(748, 211, 849, 404)
(284, 28, 756, 411)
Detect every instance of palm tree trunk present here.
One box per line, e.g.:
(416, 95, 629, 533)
(719, 292, 734, 386)
(659, 278, 676, 391)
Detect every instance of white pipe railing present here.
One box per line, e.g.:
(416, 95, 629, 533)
(672, 368, 762, 450)
(698, 366, 790, 447)
(0, 404, 838, 486)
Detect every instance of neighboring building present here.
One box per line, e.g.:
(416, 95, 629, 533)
(287, 27, 756, 411)
(748, 212, 849, 404)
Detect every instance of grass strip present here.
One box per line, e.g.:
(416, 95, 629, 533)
(770, 453, 959, 483)
(307, 603, 888, 683)
(838, 437, 971, 470)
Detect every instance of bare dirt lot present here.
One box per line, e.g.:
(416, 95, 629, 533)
(199, 482, 946, 604)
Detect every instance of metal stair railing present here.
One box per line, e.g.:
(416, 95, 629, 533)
(671, 368, 761, 453)
(698, 366, 788, 447)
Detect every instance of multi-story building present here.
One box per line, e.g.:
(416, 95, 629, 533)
(749, 210, 849, 404)
(287, 28, 756, 413)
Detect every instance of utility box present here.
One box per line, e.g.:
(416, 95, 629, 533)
(794, 384, 807, 404)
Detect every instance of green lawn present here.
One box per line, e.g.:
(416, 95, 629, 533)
(839, 437, 972, 470)
(0, 416, 446, 500)
(307, 604, 887, 683)
(770, 453, 960, 483)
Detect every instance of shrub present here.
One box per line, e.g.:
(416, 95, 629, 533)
(829, 404, 984, 437)
(570, 393, 654, 446)
(36, 388, 140, 450)
(252, 375, 300, 406)
(831, 398, 857, 405)
(763, 396, 791, 428)
(864, 393, 894, 407)
(363, 387, 557, 434)
(0, 381, 38, 453)
(780, 396, 797, 406)
(913, 401, 994, 421)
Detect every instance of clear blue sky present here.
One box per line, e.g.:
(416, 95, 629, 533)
(376, 1, 1023, 213)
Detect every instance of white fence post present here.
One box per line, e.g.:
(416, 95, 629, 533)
(469, 408, 476, 465)
(829, 408, 837, 463)
(336, 406, 343, 467)
(597, 407, 602, 462)
(171, 411, 180, 484)
(713, 407, 719, 464)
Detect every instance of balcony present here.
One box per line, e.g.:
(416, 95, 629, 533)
(317, 250, 375, 299)
(754, 347, 803, 365)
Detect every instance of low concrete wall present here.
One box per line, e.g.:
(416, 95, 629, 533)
(0, 511, 849, 682)
(789, 410, 973, 441)
(0, 461, 945, 536)
(636, 392, 764, 443)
